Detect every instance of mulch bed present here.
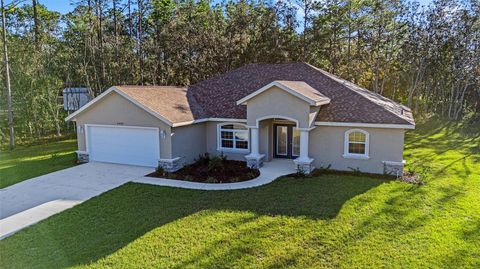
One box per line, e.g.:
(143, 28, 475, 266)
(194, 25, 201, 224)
(146, 160, 260, 183)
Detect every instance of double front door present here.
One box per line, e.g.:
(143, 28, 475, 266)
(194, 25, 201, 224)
(274, 124, 300, 159)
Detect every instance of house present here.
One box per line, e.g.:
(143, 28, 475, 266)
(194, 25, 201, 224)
(65, 62, 415, 175)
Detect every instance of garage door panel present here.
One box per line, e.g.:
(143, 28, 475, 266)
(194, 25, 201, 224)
(87, 125, 160, 167)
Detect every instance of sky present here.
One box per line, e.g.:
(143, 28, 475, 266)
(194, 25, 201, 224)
(34, 0, 435, 15)
(40, 0, 73, 14)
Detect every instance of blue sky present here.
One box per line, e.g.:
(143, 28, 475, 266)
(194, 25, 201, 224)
(37, 0, 434, 14)
(39, 0, 74, 14)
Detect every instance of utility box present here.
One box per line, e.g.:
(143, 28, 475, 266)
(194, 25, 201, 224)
(63, 87, 92, 111)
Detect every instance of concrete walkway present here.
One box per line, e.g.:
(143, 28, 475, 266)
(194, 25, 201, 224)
(1, 159, 295, 240)
(134, 158, 296, 190)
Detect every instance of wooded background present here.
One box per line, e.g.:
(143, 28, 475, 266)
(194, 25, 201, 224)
(1, 0, 479, 146)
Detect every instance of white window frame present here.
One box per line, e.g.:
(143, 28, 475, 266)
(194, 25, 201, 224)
(217, 123, 250, 153)
(275, 125, 288, 156)
(343, 129, 370, 159)
(292, 127, 300, 157)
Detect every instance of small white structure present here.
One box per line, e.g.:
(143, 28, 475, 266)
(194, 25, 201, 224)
(63, 87, 92, 111)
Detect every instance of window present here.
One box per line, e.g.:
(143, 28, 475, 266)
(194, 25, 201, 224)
(344, 129, 369, 159)
(292, 127, 300, 156)
(218, 123, 249, 151)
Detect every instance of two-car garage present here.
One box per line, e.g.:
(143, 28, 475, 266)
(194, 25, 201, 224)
(86, 124, 160, 167)
(65, 86, 188, 168)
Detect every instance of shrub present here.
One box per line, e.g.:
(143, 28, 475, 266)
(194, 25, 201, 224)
(406, 161, 431, 180)
(401, 160, 430, 185)
(246, 170, 260, 179)
(208, 156, 224, 172)
(399, 171, 425, 185)
(310, 164, 332, 177)
(184, 175, 195, 181)
(295, 167, 307, 178)
(196, 153, 210, 166)
(219, 152, 227, 161)
(205, 177, 219, 183)
(155, 166, 165, 176)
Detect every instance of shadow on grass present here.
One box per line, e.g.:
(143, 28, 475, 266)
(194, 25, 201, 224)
(2, 120, 478, 268)
(404, 119, 479, 178)
(0, 175, 387, 268)
(0, 139, 77, 188)
(0, 152, 77, 189)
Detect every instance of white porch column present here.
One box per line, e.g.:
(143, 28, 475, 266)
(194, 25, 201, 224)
(250, 127, 260, 157)
(299, 129, 310, 161)
(294, 128, 314, 173)
(245, 127, 265, 169)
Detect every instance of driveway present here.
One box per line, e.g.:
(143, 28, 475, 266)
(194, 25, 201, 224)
(0, 162, 153, 239)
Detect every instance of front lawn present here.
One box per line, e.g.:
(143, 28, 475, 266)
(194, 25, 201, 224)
(0, 139, 77, 188)
(0, 119, 478, 268)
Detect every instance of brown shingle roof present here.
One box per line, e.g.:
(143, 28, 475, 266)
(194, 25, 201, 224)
(189, 62, 415, 125)
(115, 85, 204, 124)
(274, 81, 331, 105)
(237, 80, 330, 105)
(110, 63, 414, 127)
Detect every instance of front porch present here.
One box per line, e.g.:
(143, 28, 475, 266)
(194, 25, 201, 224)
(245, 117, 315, 173)
(236, 80, 330, 174)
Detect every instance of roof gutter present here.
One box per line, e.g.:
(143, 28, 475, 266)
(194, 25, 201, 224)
(172, 118, 247, 127)
(315, 121, 415, 129)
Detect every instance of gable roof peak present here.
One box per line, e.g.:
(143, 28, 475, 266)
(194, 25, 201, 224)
(236, 80, 331, 106)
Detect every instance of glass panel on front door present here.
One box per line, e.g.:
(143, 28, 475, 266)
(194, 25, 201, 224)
(292, 128, 300, 156)
(276, 126, 288, 156)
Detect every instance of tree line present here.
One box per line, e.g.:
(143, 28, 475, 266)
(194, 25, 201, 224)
(1, 0, 479, 147)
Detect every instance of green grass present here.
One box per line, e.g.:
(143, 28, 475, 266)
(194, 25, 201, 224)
(0, 120, 479, 268)
(0, 139, 77, 188)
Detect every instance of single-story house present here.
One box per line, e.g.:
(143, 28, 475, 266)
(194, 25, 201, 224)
(65, 62, 414, 175)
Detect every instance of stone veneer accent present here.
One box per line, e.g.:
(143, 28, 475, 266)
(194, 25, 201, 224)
(382, 161, 405, 177)
(76, 151, 89, 163)
(245, 154, 265, 169)
(293, 158, 315, 174)
(158, 157, 184, 172)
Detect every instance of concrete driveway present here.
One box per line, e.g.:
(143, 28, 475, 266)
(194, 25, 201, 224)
(0, 162, 153, 239)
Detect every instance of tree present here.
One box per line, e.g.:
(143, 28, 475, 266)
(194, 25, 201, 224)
(1, 0, 14, 149)
(1, 0, 479, 146)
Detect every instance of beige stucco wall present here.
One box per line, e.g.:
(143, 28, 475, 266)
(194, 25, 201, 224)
(173, 120, 272, 164)
(73, 90, 406, 174)
(171, 123, 207, 164)
(309, 126, 405, 174)
(309, 106, 320, 126)
(246, 86, 312, 128)
(74, 91, 172, 159)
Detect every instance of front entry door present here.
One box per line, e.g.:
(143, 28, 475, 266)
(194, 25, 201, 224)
(274, 124, 300, 159)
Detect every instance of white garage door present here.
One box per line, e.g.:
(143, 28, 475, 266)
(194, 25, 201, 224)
(86, 125, 160, 167)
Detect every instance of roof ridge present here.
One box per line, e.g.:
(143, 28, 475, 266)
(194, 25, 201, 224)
(186, 89, 207, 119)
(115, 85, 187, 89)
(303, 62, 414, 125)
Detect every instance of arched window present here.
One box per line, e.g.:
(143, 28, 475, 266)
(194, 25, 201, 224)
(217, 123, 249, 152)
(344, 129, 369, 158)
